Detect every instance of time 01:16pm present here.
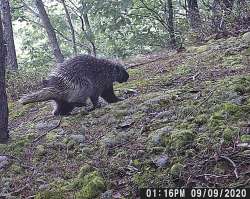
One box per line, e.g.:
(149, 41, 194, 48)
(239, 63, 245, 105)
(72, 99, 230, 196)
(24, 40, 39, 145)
(144, 188, 185, 198)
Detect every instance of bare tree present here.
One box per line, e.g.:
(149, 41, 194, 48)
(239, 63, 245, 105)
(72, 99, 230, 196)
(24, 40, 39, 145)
(35, 0, 64, 63)
(0, 10, 9, 143)
(61, 0, 77, 55)
(1, 0, 18, 70)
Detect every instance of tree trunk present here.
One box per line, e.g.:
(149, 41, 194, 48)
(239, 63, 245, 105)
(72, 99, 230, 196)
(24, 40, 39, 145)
(187, 0, 201, 29)
(1, 0, 18, 70)
(166, 0, 177, 48)
(80, 2, 96, 56)
(0, 10, 9, 143)
(61, 0, 77, 55)
(212, 0, 235, 34)
(35, 0, 64, 63)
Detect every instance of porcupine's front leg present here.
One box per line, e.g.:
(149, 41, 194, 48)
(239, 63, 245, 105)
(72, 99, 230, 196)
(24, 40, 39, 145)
(53, 100, 75, 116)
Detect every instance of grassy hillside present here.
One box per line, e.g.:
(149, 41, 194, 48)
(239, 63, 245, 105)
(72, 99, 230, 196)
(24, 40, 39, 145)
(1, 33, 250, 198)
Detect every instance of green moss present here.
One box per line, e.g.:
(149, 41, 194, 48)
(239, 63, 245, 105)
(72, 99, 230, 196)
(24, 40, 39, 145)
(0, 136, 31, 156)
(241, 135, 250, 142)
(75, 171, 106, 199)
(233, 77, 250, 95)
(36, 145, 46, 156)
(46, 133, 58, 142)
(113, 109, 128, 119)
(164, 130, 195, 149)
(77, 165, 93, 179)
(187, 45, 208, 53)
(223, 55, 243, 68)
(9, 103, 35, 119)
(133, 170, 173, 188)
(242, 47, 250, 56)
(223, 127, 239, 144)
(9, 164, 23, 174)
(194, 114, 208, 125)
(35, 190, 63, 199)
(170, 163, 184, 177)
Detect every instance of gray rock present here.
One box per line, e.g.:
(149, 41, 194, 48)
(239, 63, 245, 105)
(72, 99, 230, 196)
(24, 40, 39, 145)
(36, 122, 57, 131)
(39, 184, 49, 190)
(153, 155, 169, 168)
(151, 126, 172, 145)
(101, 190, 113, 199)
(117, 118, 134, 129)
(144, 96, 170, 106)
(154, 111, 172, 120)
(230, 96, 247, 105)
(70, 134, 85, 143)
(242, 32, 250, 44)
(0, 156, 9, 170)
(101, 133, 128, 148)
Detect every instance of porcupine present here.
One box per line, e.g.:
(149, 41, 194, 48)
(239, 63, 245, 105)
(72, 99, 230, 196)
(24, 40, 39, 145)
(19, 54, 129, 115)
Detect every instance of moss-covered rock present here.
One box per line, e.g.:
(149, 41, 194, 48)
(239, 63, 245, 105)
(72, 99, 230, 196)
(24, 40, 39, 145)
(223, 127, 239, 144)
(36, 145, 46, 156)
(170, 163, 184, 177)
(75, 171, 106, 199)
(241, 135, 250, 142)
(35, 190, 63, 199)
(164, 130, 196, 149)
(77, 164, 93, 179)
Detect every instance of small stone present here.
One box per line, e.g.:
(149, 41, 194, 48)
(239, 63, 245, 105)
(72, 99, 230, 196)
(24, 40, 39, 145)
(101, 136, 119, 148)
(153, 155, 169, 168)
(36, 122, 57, 131)
(0, 156, 9, 170)
(101, 190, 113, 199)
(242, 32, 250, 44)
(151, 126, 172, 145)
(39, 184, 49, 190)
(230, 96, 247, 105)
(70, 134, 85, 143)
(117, 118, 134, 129)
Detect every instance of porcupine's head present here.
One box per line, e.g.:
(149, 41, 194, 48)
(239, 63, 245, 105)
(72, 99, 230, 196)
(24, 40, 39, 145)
(113, 63, 129, 83)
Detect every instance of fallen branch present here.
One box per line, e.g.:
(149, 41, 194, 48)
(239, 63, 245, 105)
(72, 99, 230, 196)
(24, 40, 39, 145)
(127, 56, 170, 69)
(0, 154, 34, 170)
(185, 89, 215, 118)
(220, 155, 239, 179)
(0, 184, 29, 197)
(32, 117, 62, 143)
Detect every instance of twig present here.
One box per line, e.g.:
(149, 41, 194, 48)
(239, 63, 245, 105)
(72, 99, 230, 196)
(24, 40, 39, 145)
(231, 178, 250, 188)
(192, 72, 200, 80)
(185, 89, 215, 118)
(0, 184, 29, 197)
(220, 155, 239, 179)
(127, 56, 170, 69)
(0, 154, 34, 170)
(32, 117, 62, 143)
(196, 173, 230, 178)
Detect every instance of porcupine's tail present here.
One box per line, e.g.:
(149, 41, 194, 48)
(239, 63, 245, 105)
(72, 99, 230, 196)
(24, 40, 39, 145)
(19, 87, 61, 105)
